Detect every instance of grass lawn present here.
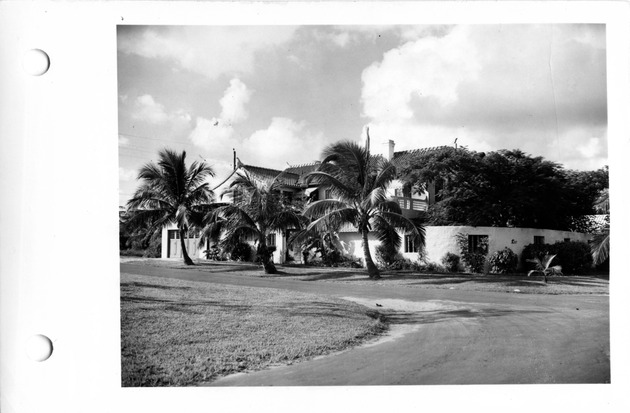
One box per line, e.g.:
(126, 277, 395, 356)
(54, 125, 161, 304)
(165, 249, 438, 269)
(122, 258, 609, 295)
(319, 272, 610, 295)
(121, 273, 385, 387)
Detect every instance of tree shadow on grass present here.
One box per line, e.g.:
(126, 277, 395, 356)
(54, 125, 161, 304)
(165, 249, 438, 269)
(381, 307, 552, 325)
(300, 272, 360, 281)
(122, 281, 192, 290)
(121, 295, 253, 313)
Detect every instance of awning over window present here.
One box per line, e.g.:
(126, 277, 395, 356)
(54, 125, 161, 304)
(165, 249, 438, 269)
(304, 187, 318, 196)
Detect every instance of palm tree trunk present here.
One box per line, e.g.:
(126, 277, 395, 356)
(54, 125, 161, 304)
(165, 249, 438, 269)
(361, 229, 380, 279)
(258, 237, 277, 274)
(179, 228, 194, 265)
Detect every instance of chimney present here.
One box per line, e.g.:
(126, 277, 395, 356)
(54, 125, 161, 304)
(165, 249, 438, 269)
(382, 139, 395, 161)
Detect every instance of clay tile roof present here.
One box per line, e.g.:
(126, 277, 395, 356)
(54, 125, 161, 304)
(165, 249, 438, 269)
(391, 146, 452, 167)
(240, 164, 300, 186)
(285, 161, 321, 184)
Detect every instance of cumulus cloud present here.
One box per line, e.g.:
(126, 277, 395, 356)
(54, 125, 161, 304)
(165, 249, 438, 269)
(189, 117, 235, 152)
(133, 94, 169, 124)
(118, 134, 130, 147)
(240, 117, 325, 168)
(131, 94, 192, 132)
(361, 24, 607, 170)
(119, 167, 137, 181)
(118, 26, 297, 80)
(189, 78, 253, 153)
(362, 26, 480, 122)
(219, 78, 253, 124)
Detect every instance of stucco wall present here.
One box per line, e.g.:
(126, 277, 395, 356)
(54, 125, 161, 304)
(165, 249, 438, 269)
(423, 226, 591, 267)
(338, 226, 592, 269)
(160, 223, 290, 263)
(338, 231, 380, 266)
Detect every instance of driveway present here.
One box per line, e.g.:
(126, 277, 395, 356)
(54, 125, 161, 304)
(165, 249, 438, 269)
(120, 263, 610, 385)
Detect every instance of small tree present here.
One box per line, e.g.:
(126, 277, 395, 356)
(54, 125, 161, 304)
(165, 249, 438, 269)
(201, 171, 302, 274)
(527, 254, 563, 284)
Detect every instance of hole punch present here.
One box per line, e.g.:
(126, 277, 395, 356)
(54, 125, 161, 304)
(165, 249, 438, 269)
(25, 334, 53, 362)
(23, 49, 50, 76)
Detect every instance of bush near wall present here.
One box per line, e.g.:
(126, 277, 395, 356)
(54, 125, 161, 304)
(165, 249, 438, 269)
(441, 252, 461, 272)
(230, 242, 254, 262)
(487, 247, 518, 274)
(375, 243, 403, 269)
(521, 241, 593, 274)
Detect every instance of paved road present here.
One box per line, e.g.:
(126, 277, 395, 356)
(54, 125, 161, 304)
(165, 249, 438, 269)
(121, 263, 610, 385)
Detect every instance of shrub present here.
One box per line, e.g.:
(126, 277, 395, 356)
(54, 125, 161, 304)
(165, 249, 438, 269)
(441, 252, 461, 272)
(419, 261, 445, 273)
(375, 243, 402, 268)
(230, 242, 253, 261)
(521, 243, 553, 269)
(455, 232, 488, 274)
(120, 249, 145, 257)
(204, 245, 225, 261)
(461, 252, 486, 273)
(488, 247, 518, 274)
(522, 241, 593, 274)
(553, 241, 593, 274)
(384, 257, 423, 271)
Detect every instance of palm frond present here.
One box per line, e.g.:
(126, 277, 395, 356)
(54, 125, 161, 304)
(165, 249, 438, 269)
(303, 199, 350, 219)
(306, 208, 359, 233)
(185, 161, 215, 197)
(304, 171, 355, 199)
(377, 210, 426, 248)
(268, 210, 303, 232)
(372, 215, 402, 251)
(591, 230, 610, 265)
(372, 159, 397, 191)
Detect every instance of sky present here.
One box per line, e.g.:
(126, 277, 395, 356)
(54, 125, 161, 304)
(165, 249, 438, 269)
(117, 24, 607, 206)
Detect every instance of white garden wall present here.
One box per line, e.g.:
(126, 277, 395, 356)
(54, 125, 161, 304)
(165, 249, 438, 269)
(423, 226, 591, 267)
(339, 226, 592, 269)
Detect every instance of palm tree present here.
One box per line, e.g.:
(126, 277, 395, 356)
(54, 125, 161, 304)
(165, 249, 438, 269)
(125, 149, 215, 265)
(201, 171, 303, 274)
(591, 189, 610, 265)
(303, 141, 425, 279)
(527, 254, 563, 284)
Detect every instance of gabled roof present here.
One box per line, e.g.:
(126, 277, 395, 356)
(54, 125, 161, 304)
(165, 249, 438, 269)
(285, 162, 320, 176)
(391, 146, 452, 167)
(285, 162, 321, 185)
(240, 163, 302, 187)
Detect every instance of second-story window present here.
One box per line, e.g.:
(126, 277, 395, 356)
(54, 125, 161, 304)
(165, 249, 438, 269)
(266, 233, 276, 247)
(534, 236, 545, 245)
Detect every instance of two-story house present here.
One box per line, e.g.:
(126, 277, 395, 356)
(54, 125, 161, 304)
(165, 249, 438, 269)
(160, 139, 439, 263)
(160, 139, 593, 269)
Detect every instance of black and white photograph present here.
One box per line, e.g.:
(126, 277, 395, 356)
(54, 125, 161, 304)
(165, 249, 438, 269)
(118, 23, 610, 387)
(3, 2, 630, 412)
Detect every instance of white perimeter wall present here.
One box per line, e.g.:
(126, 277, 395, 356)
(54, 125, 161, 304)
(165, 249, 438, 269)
(161, 223, 288, 263)
(160, 223, 593, 267)
(339, 226, 592, 268)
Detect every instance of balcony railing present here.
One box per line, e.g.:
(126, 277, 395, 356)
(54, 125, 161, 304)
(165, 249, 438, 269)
(394, 196, 428, 211)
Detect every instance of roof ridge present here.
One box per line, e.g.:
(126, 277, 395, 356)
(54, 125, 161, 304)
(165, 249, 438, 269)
(241, 163, 298, 176)
(286, 161, 321, 168)
(394, 145, 452, 155)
